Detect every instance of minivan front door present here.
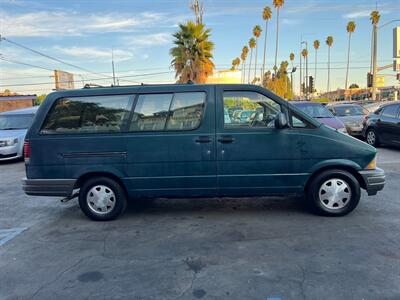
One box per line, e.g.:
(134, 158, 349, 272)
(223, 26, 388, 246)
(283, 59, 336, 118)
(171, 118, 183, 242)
(215, 86, 306, 196)
(124, 86, 217, 198)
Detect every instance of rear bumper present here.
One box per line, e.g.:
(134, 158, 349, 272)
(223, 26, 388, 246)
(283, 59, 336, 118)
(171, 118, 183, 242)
(22, 178, 76, 197)
(359, 168, 385, 196)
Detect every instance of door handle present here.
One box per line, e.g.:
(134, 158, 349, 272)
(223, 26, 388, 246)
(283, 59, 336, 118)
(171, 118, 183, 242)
(218, 136, 234, 144)
(195, 136, 212, 143)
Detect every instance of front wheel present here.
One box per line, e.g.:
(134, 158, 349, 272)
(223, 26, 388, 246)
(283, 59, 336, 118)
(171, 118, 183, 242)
(366, 128, 380, 147)
(79, 177, 127, 221)
(306, 169, 361, 216)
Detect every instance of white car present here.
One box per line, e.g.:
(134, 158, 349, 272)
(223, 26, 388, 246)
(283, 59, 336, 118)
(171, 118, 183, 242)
(0, 106, 38, 161)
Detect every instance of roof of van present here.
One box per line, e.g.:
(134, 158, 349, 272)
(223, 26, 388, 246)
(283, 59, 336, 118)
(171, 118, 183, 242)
(0, 106, 39, 115)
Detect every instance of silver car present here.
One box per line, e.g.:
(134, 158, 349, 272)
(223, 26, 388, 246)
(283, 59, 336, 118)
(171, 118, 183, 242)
(0, 106, 38, 161)
(327, 104, 368, 137)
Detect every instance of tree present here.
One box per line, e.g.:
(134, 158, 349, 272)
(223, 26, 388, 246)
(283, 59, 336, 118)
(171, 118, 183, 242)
(273, 0, 285, 74)
(313, 40, 320, 90)
(261, 6, 272, 82)
(345, 21, 356, 90)
(289, 53, 295, 98)
(240, 46, 249, 83)
(170, 21, 215, 83)
(248, 37, 256, 83)
(252, 25, 262, 81)
(326, 36, 333, 95)
(349, 83, 359, 89)
(34, 94, 47, 105)
(231, 57, 241, 70)
(267, 60, 292, 99)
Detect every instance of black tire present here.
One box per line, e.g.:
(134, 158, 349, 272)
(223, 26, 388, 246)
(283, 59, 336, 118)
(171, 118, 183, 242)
(79, 177, 127, 221)
(366, 128, 380, 147)
(306, 169, 361, 216)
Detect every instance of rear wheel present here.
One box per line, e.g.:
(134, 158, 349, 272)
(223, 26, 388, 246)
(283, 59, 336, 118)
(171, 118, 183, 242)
(366, 128, 380, 147)
(79, 177, 127, 221)
(306, 169, 361, 216)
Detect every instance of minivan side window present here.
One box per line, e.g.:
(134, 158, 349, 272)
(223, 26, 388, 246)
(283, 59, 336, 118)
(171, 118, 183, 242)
(223, 91, 281, 128)
(130, 92, 206, 131)
(41, 95, 132, 134)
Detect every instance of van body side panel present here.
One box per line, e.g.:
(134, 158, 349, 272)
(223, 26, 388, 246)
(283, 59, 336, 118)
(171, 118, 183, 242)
(123, 86, 217, 198)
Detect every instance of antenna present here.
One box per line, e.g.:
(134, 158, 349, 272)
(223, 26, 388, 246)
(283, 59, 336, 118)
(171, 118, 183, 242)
(111, 48, 116, 86)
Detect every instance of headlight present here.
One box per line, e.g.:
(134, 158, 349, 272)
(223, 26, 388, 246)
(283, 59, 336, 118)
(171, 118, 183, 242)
(337, 127, 347, 134)
(0, 138, 18, 147)
(366, 157, 376, 170)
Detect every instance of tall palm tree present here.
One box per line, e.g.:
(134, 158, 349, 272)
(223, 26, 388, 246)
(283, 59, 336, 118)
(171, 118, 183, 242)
(248, 37, 256, 83)
(313, 40, 320, 90)
(370, 11, 380, 100)
(231, 57, 241, 70)
(253, 25, 262, 81)
(273, 0, 285, 74)
(241, 46, 249, 83)
(261, 6, 272, 81)
(326, 36, 334, 95)
(301, 48, 308, 94)
(289, 52, 295, 97)
(345, 21, 356, 91)
(170, 21, 214, 83)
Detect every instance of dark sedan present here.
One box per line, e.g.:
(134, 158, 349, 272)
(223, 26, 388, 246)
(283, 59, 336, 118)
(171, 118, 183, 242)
(362, 102, 400, 147)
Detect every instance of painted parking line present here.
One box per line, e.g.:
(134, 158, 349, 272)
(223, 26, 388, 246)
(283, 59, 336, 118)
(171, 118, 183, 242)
(0, 228, 27, 247)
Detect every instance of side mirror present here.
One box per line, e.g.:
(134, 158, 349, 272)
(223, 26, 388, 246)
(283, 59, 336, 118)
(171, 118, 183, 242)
(274, 112, 288, 129)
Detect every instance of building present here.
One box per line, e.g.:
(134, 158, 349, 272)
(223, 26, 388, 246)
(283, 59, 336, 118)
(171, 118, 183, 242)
(0, 94, 37, 113)
(206, 70, 241, 84)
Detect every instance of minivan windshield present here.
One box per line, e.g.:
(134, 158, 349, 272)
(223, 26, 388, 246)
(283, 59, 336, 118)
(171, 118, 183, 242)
(0, 114, 34, 130)
(334, 105, 365, 116)
(294, 103, 334, 118)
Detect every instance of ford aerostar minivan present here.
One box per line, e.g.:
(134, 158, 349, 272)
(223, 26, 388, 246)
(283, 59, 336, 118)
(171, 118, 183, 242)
(22, 84, 385, 221)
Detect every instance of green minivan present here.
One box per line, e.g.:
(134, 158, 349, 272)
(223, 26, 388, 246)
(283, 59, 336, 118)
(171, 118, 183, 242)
(22, 84, 385, 221)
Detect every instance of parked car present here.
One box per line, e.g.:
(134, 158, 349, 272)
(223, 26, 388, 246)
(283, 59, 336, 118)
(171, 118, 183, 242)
(0, 106, 38, 161)
(22, 84, 384, 221)
(291, 101, 347, 133)
(362, 102, 400, 147)
(327, 103, 368, 137)
(363, 101, 397, 113)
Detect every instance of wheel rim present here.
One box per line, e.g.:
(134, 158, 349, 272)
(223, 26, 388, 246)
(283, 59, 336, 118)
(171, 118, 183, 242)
(367, 131, 375, 145)
(318, 178, 351, 210)
(86, 185, 116, 214)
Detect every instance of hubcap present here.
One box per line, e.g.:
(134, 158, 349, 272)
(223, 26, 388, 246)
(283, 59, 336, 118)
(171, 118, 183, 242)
(367, 131, 375, 145)
(318, 178, 351, 210)
(86, 185, 116, 214)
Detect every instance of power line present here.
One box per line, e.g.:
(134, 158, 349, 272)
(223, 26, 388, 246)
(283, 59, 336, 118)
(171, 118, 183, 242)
(1, 36, 113, 80)
(0, 57, 55, 72)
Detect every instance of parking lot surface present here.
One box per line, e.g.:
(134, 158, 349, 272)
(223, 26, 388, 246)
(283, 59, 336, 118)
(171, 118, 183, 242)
(0, 148, 399, 300)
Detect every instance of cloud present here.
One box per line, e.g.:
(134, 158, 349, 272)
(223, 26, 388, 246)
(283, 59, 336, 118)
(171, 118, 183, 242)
(53, 46, 134, 62)
(282, 18, 302, 26)
(0, 10, 167, 37)
(343, 10, 389, 19)
(123, 32, 172, 47)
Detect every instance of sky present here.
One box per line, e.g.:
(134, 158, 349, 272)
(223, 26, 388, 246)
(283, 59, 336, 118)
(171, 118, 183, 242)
(0, 0, 399, 95)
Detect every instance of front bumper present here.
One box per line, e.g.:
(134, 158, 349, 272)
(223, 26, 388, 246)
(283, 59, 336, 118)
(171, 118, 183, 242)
(0, 144, 21, 161)
(359, 167, 385, 196)
(22, 178, 76, 197)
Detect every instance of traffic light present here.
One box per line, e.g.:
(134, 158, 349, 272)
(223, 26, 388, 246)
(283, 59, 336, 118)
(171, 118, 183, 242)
(308, 76, 314, 93)
(367, 72, 373, 87)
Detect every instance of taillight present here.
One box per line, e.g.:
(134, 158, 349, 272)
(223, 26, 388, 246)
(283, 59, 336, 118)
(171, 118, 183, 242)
(24, 140, 30, 163)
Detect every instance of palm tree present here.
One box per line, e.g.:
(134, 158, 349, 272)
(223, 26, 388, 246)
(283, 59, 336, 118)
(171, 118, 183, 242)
(289, 52, 295, 97)
(248, 37, 256, 83)
(273, 0, 285, 74)
(231, 57, 241, 70)
(241, 46, 249, 83)
(326, 36, 334, 95)
(345, 21, 356, 91)
(261, 6, 272, 81)
(170, 21, 214, 83)
(301, 48, 308, 94)
(313, 40, 320, 90)
(370, 11, 380, 100)
(252, 25, 262, 81)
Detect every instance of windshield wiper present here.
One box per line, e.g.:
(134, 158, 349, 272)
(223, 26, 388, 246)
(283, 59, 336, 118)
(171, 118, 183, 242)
(1, 127, 23, 130)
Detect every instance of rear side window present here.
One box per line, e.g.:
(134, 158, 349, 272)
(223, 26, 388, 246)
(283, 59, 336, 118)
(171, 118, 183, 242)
(41, 95, 132, 134)
(381, 105, 399, 118)
(130, 92, 206, 131)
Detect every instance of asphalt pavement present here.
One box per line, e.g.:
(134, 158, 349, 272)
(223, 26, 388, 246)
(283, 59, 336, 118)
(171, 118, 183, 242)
(0, 147, 399, 300)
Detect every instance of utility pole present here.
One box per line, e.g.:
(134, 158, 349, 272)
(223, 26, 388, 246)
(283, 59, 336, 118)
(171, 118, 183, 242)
(299, 49, 302, 97)
(111, 48, 116, 86)
(372, 23, 378, 100)
(305, 42, 309, 99)
(190, 0, 204, 25)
